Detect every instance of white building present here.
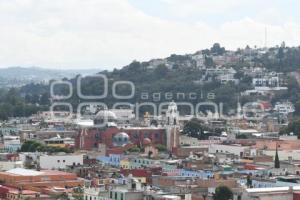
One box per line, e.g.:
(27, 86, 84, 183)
(274, 102, 295, 114)
(252, 76, 279, 87)
(179, 135, 221, 147)
(109, 109, 135, 121)
(166, 101, 179, 126)
(218, 74, 239, 85)
(39, 154, 84, 169)
(109, 177, 143, 200)
(3, 135, 21, 152)
(209, 144, 255, 157)
(0, 161, 23, 171)
(243, 186, 300, 200)
(84, 187, 111, 200)
(206, 67, 236, 76)
(263, 150, 300, 161)
(44, 135, 75, 147)
(190, 54, 205, 68)
(38, 111, 74, 124)
(242, 86, 288, 96)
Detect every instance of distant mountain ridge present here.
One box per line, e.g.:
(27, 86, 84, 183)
(0, 66, 100, 87)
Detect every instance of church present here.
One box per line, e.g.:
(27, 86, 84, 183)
(75, 102, 180, 154)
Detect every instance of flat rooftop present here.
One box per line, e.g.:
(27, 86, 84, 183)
(4, 168, 76, 177)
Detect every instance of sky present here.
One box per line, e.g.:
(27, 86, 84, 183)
(0, 0, 300, 69)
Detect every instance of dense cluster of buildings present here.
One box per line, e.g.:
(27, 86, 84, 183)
(0, 47, 299, 199)
(0, 98, 298, 200)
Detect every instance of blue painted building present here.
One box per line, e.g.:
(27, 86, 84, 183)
(97, 154, 122, 167)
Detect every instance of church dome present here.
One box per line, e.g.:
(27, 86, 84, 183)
(113, 132, 130, 147)
(95, 110, 117, 120)
(94, 110, 117, 126)
(143, 138, 152, 146)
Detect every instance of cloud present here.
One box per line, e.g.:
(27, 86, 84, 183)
(161, 0, 248, 15)
(0, 0, 299, 69)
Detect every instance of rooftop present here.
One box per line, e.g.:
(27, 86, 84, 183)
(6, 168, 43, 176)
(246, 186, 300, 193)
(4, 168, 76, 177)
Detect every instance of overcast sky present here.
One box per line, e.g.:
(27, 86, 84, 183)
(1, 0, 300, 69)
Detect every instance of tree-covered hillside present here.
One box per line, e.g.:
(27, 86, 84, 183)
(1, 43, 300, 120)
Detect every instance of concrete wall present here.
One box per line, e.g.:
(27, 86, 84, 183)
(0, 161, 23, 171)
(244, 192, 292, 200)
(40, 154, 83, 169)
(124, 192, 143, 200)
(263, 150, 300, 161)
(209, 144, 249, 157)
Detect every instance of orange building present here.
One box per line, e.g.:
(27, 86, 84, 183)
(0, 185, 51, 200)
(256, 140, 300, 150)
(0, 168, 83, 194)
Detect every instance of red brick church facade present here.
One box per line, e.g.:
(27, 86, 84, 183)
(75, 127, 166, 151)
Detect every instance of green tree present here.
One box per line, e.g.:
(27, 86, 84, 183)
(283, 118, 300, 138)
(210, 43, 225, 55)
(57, 192, 69, 200)
(275, 144, 280, 168)
(246, 174, 252, 188)
(294, 101, 300, 116)
(277, 47, 284, 65)
(204, 55, 214, 67)
(154, 64, 169, 79)
(155, 144, 167, 152)
(213, 186, 233, 200)
(183, 119, 202, 138)
(20, 140, 72, 153)
(148, 150, 153, 159)
(20, 140, 44, 152)
(183, 118, 209, 139)
(127, 146, 141, 153)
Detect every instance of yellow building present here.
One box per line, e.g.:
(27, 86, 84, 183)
(133, 177, 146, 184)
(44, 136, 74, 148)
(120, 158, 130, 169)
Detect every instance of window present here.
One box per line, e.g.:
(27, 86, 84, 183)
(57, 160, 60, 163)
(63, 160, 65, 163)
(133, 132, 138, 139)
(120, 193, 124, 200)
(115, 192, 117, 199)
(144, 132, 150, 138)
(110, 192, 112, 198)
(155, 133, 160, 140)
